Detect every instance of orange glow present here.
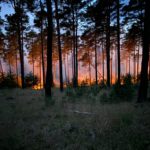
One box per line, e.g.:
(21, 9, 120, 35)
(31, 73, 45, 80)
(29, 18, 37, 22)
(33, 83, 43, 90)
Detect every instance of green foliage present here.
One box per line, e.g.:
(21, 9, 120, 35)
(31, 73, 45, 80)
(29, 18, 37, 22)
(99, 80, 107, 89)
(90, 84, 100, 96)
(0, 73, 18, 88)
(100, 91, 110, 103)
(65, 86, 75, 97)
(100, 74, 134, 103)
(110, 74, 134, 102)
(24, 72, 39, 88)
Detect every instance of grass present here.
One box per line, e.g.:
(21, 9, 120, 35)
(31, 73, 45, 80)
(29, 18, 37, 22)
(0, 88, 150, 150)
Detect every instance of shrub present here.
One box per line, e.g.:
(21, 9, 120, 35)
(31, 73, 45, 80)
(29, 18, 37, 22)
(109, 74, 134, 102)
(99, 80, 107, 89)
(65, 86, 75, 97)
(90, 85, 100, 96)
(24, 72, 39, 88)
(0, 73, 18, 88)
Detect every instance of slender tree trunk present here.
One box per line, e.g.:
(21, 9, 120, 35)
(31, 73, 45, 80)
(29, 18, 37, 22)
(54, 0, 63, 91)
(137, 0, 150, 102)
(95, 30, 98, 84)
(67, 54, 70, 83)
(45, 0, 53, 97)
(110, 57, 112, 84)
(134, 47, 136, 83)
(15, 53, 18, 85)
(87, 49, 91, 85)
(8, 58, 11, 75)
(115, 46, 117, 81)
(64, 56, 67, 84)
(117, 0, 121, 85)
(126, 58, 128, 74)
(129, 55, 130, 74)
(149, 54, 150, 80)
(0, 59, 4, 78)
(75, 16, 78, 87)
(102, 41, 105, 82)
(72, 48, 74, 82)
(40, 0, 45, 88)
(72, 8, 76, 87)
(89, 63, 91, 85)
(17, 20, 25, 88)
(106, 3, 111, 87)
(137, 44, 140, 78)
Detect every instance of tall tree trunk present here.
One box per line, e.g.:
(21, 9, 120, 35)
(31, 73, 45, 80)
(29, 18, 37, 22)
(102, 41, 105, 82)
(110, 57, 112, 84)
(67, 54, 70, 83)
(126, 58, 128, 75)
(88, 49, 91, 85)
(17, 19, 25, 88)
(54, 0, 63, 91)
(40, 0, 45, 88)
(39, 60, 42, 89)
(72, 8, 76, 87)
(75, 14, 78, 87)
(117, 0, 121, 85)
(0, 59, 4, 78)
(15, 53, 18, 85)
(129, 55, 130, 74)
(95, 30, 98, 84)
(115, 46, 117, 81)
(45, 0, 53, 97)
(149, 54, 150, 80)
(64, 55, 67, 84)
(8, 58, 11, 75)
(72, 48, 74, 81)
(134, 47, 136, 83)
(137, 44, 140, 78)
(137, 0, 150, 102)
(106, 3, 110, 87)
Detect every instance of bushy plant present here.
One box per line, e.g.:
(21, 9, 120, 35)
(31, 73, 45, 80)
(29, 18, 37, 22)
(90, 85, 100, 96)
(99, 80, 107, 89)
(65, 86, 75, 97)
(24, 72, 39, 87)
(0, 73, 18, 88)
(109, 74, 134, 102)
(80, 79, 88, 87)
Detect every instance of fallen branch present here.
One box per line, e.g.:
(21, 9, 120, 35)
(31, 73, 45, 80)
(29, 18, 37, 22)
(68, 110, 95, 115)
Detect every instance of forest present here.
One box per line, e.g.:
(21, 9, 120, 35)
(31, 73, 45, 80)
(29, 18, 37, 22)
(0, 0, 150, 149)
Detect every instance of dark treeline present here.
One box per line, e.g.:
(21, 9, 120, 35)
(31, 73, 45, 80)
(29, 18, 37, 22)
(0, 0, 149, 101)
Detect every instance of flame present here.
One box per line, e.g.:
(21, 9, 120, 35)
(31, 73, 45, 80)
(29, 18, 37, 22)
(33, 83, 43, 90)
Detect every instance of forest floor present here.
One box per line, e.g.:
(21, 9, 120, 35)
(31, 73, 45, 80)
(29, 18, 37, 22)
(0, 88, 150, 150)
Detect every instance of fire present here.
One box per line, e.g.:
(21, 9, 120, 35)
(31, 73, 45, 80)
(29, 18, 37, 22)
(33, 83, 43, 90)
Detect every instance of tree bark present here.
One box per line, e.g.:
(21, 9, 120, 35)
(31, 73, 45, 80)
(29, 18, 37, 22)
(137, 0, 150, 102)
(40, 0, 45, 88)
(102, 40, 105, 82)
(95, 30, 98, 85)
(0, 59, 4, 78)
(106, 2, 110, 87)
(54, 0, 63, 91)
(45, 0, 53, 97)
(117, 0, 121, 85)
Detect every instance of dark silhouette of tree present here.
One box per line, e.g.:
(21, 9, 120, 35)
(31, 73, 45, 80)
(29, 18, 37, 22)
(138, 0, 150, 102)
(34, 0, 47, 88)
(54, 0, 63, 91)
(0, 10, 4, 78)
(0, 0, 35, 88)
(45, 0, 53, 97)
(116, 0, 121, 85)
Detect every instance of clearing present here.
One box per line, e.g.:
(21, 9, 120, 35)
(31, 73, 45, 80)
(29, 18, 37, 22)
(0, 88, 150, 150)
